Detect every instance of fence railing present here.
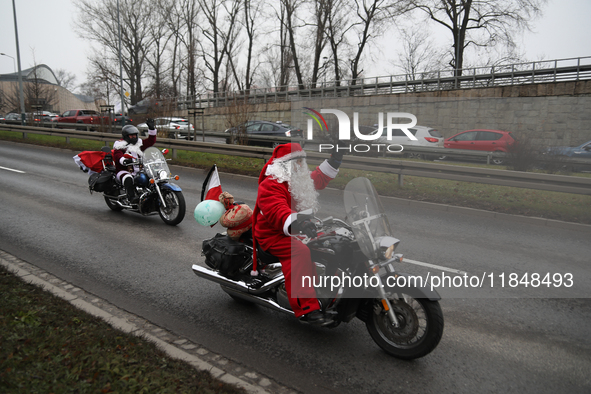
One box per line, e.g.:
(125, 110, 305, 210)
(2, 124, 590, 195)
(175, 56, 591, 108)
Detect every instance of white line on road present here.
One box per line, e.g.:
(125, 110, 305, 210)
(402, 258, 467, 275)
(0, 166, 25, 174)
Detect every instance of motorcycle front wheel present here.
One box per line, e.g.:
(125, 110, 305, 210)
(366, 295, 443, 360)
(158, 189, 186, 226)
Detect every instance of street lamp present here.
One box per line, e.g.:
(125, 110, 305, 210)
(0, 53, 16, 73)
(10, 0, 26, 126)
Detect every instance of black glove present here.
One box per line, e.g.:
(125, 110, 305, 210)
(291, 219, 317, 238)
(146, 118, 155, 131)
(328, 144, 346, 169)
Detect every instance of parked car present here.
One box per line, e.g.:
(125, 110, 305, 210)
(104, 113, 133, 125)
(3, 113, 22, 124)
(225, 120, 304, 147)
(137, 117, 194, 139)
(33, 111, 59, 123)
(224, 120, 263, 134)
(443, 129, 517, 164)
(369, 125, 443, 158)
(128, 98, 166, 115)
(544, 140, 591, 159)
(542, 140, 591, 172)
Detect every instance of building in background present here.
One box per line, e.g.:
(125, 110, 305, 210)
(0, 64, 104, 115)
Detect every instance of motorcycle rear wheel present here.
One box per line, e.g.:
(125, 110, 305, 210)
(158, 190, 186, 226)
(104, 196, 123, 211)
(366, 295, 443, 360)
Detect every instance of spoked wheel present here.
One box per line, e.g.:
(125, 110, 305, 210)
(158, 189, 186, 225)
(104, 195, 123, 211)
(366, 295, 444, 360)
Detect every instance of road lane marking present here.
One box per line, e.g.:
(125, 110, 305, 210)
(0, 166, 25, 173)
(402, 258, 467, 275)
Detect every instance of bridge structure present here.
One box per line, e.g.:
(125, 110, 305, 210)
(176, 56, 591, 109)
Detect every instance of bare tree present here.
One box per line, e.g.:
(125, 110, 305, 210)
(278, 0, 306, 90)
(325, 0, 355, 85)
(54, 69, 77, 91)
(74, 0, 158, 105)
(309, 0, 330, 88)
(144, 0, 174, 98)
(394, 25, 443, 81)
(349, 0, 408, 84)
(411, 0, 546, 76)
(198, 0, 242, 95)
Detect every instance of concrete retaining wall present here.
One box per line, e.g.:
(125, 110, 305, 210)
(192, 81, 591, 147)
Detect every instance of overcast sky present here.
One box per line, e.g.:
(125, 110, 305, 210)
(1, 0, 589, 90)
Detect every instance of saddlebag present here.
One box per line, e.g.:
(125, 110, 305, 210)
(202, 233, 251, 276)
(88, 171, 115, 192)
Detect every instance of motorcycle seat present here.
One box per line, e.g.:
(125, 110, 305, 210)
(257, 246, 280, 265)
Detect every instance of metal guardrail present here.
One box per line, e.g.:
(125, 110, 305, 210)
(2, 124, 590, 195)
(176, 56, 591, 108)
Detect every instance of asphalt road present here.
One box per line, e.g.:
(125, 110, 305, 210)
(1, 141, 590, 394)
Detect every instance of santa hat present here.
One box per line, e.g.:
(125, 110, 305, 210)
(251, 143, 305, 276)
(258, 143, 306, 184)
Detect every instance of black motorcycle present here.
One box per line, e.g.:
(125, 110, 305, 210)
(192, 177, 443, 359)
(88, 146, 186, 226)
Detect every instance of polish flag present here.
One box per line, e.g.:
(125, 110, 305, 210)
(201, 165, 223, 201)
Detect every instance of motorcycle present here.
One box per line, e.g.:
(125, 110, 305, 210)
(192, 177, 444, 359)
(88, 146, 186, 226)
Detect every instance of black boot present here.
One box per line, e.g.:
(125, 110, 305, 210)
(123, 177, 138, 204)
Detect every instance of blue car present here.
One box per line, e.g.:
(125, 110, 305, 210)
(544, 140, 591, 172)
(546, 140, 591, 159)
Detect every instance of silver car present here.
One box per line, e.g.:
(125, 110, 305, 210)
(370, 125, 443, 158)
(138, 117, 195, 139)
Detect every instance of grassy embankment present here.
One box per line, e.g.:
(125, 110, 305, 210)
(0, 265, 245, 393)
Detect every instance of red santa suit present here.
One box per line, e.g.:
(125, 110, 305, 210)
(253, 143, 339, 318)
(112, 129, 157, 183)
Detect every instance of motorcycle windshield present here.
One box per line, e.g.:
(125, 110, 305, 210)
(142, 147, 170, 180)
(343, 177, 393, 260)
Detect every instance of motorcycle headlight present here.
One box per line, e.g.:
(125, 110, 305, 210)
(159, 170, 169, 180)
(377, 236, 400, 260)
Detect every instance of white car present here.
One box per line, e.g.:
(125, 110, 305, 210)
(369, 125, 443, 158)
(138, 117, 195, 139)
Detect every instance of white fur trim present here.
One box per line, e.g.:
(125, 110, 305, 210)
(148, 129, 157, 135)
(284, 212, 297, 236)
(273, 150, 306, 163)
(319, 159, 339, 178)
(113, 138, 143, 151)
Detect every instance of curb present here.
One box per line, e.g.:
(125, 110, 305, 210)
(0, 250, 296, 394)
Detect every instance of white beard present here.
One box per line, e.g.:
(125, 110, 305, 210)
(265, 159, 319, 213)
(113, 138, 144, 157)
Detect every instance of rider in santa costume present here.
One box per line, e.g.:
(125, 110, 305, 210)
(112, 119, 157, 203)
(252, 143, 343, 326)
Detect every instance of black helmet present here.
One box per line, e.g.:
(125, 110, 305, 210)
(122, 125, 139, 144)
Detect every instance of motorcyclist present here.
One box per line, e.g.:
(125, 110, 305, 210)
(252, 143, 344, 326)
(112, 119, 156, 204)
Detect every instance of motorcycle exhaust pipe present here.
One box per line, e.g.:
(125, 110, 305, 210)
(220, 286, 294, 316)
(191, 264, 285, 295)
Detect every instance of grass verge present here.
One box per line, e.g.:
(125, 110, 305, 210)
(1, 130, 590, 225)
(0, 265, 245, 394)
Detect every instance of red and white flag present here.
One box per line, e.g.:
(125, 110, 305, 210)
(201, 165, 223, 201)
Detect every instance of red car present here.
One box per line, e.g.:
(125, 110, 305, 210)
(444, 129, 517, 164)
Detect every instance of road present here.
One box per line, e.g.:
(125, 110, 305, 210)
(0, 141, 590, 394)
